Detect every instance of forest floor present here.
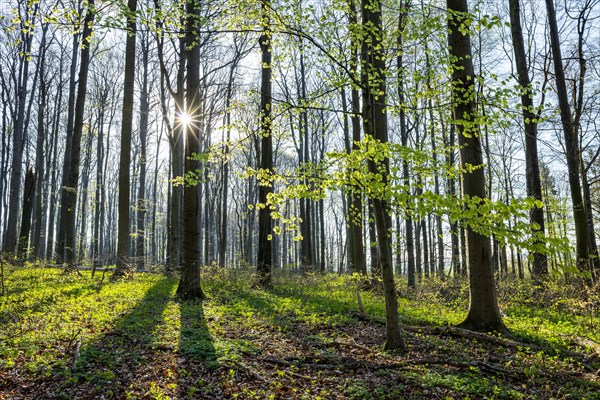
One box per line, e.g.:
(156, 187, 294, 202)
(1, 265, 599, 399)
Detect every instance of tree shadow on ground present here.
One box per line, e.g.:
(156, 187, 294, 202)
(55, 277, 176, 399)
(203, 283, 600, 399)
(175, 299, 220, 399)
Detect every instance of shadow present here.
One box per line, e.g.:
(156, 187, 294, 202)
(220, 285, 600, 399)
(57, 277, 177, 399)
(176, 300, 219, 399)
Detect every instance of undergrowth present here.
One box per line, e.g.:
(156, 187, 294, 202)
(1, 264, 599, 399)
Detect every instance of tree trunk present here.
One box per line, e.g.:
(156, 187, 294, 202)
(349, 89, 367, 275)
(155, 0, 185, 273)
(448, 0, 506, 332)
(58, 1, 94, 269)
(77, 125, 94, 261)
(177, 0, 205, 300)
(346, 2, 367, 275)
(509, 0, 548, 278)
(151, 127, 163, 263)
(45, 71, 63, 260)
(297, 36, 314, 272)
(446, 123, 461, 279)
(340, 5, 367, 276)
(421, 216, 429, 278)
(319, 196, 326, 272)
(581, 169, 600, 278)
(219, 51, 242, 268)
(544, 0, 591, 281)
(3, 2, 38, 254)
(361, 0, 404, 351)
(113, 0, 137, 277)
(256, 0, 274, 288)
(136, 33, 150, 271)
(367, 200, 379, 276)
(32, 27, 49, 259)
(0, 88, 8, 249)
(92, 100, 106, 274)
(17, 168, 36, 261)
(56, 17, 81, 264)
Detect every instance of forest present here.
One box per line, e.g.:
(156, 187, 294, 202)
(0, 0, 600, 398)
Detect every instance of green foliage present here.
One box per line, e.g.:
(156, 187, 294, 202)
(245, 135, 570, 268)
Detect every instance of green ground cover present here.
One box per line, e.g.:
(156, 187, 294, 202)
(1, 265, 599, 399)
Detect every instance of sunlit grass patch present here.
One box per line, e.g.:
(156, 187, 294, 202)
(1, 265, 599, 399)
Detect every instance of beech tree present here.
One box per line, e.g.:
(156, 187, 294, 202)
(508, 0, 548, 278)
(177, 0, 204, 300)
(396, 1, 416, 287)
(31, 23, 51, 260)
(135, 31, 151, 271)
(256, 0, 274, 288)
(56, 0, 95, 269)
(361, 0, 404, 350)
(155, 0, 186, 274)
(448, 0, 506, 332)
(346, 0, 367, 276)
(114, 0, 138, 278)
(544, 0, 591, 282)
(2, 0, 39, 254)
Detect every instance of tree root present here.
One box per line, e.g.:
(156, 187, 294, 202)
(228, 361, 268, 383)
(560, 335, 600, 360)
(328, 339, 373, 353)
(257, 354, 534, 380)
(352, 309, 599, 373)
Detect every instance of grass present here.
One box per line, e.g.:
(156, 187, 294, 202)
(1, 264, 599, 399)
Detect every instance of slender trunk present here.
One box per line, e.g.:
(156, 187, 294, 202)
(509, 0, 547, 278)
(319, 196, 326, 272)
(114, 0, 137, 277)
(32, 28, 49, 259)
(77, 126, 94, 261)
(257, 0, 274, 288)
(17, 168, 36, 260)
(58, 1, 95, 268)
(415, 218, 422, 282)
(136, 35, 149, 271)
(395, 215, 402, 276)
(361, 0, 404, 350)
(367, 200, 379, 275)
(92, 103, 106, 273)
(544, 0, 590, 280)
(446, 124, 461, 278)
(168, 107, 184, 272)
(56, 17, 81, 263)
(203, 148, 212, 265)
(297, 36, 314, 271)
(45, 80, 62, 260)
(349, 86, 367, 275)
(0, 92, 8, 248)
(347, 2, 367, 275)
(155, 0, 185, 272)
(421, 216, 429, 278)
(219, 59, 239, 268)
(244, 177, 255, 266)
(152, 128, 163, 262)
(3, 3, 38, 254)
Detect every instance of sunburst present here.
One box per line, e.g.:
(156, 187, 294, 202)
(178, 111, 192, 127)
